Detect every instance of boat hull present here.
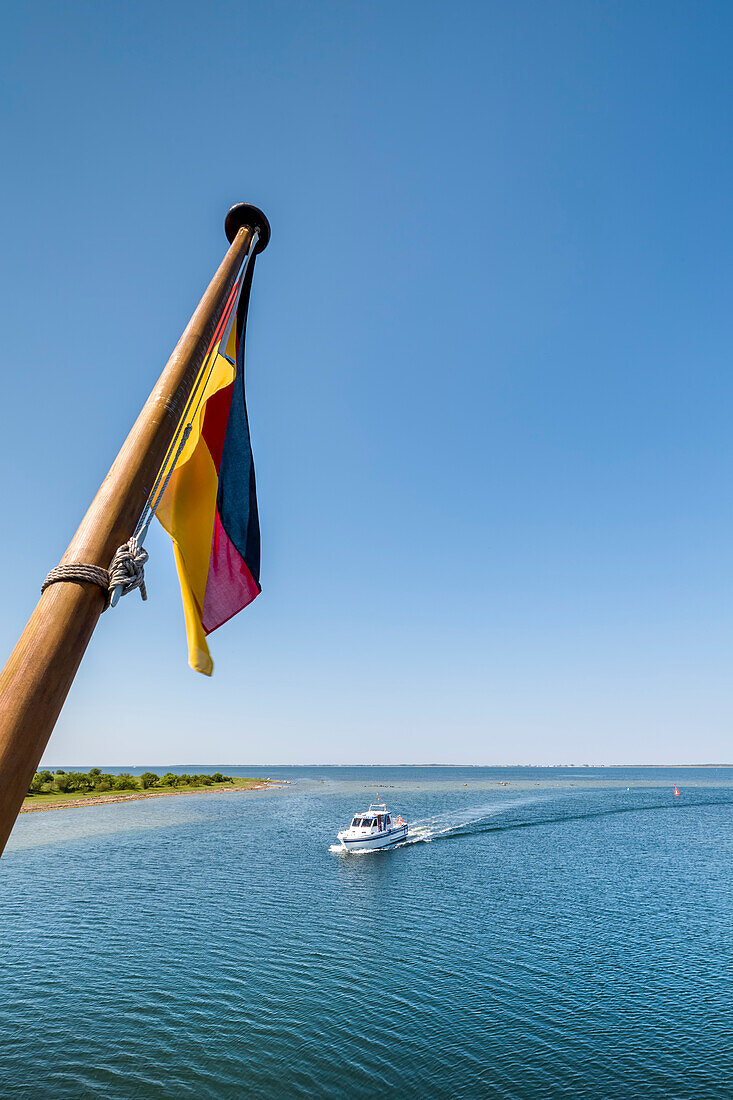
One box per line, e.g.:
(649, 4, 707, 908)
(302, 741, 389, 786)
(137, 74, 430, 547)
(337, 824, 408, 851)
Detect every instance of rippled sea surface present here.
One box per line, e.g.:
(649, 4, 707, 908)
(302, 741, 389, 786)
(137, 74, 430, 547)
(1, 766, 731, 1098)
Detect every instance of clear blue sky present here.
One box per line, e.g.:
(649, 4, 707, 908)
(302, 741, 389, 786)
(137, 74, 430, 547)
(1, 1, 732, 765)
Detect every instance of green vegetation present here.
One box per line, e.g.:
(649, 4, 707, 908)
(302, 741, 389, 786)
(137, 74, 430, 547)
(24, 769, 263, 806)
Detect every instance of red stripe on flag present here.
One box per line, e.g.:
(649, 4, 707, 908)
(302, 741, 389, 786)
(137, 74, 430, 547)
(202, 509, 260, 634)
(201, 381, 234, 472)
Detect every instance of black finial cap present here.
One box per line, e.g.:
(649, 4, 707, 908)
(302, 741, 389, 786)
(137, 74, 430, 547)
(224, 203, 271, 252)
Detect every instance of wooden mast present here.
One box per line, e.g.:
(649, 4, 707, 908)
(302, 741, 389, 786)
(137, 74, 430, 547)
(0, 203, 270, 855)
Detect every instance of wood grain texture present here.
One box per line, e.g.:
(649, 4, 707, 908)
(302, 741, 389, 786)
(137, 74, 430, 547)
(0, 223, 257, 855)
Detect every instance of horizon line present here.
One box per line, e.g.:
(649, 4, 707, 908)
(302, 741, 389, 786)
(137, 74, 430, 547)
(38, 761, 733, 769)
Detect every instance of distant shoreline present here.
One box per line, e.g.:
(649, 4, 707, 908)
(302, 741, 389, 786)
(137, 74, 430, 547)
(21, 779, 282, 815)
(39, 763, 732, 770)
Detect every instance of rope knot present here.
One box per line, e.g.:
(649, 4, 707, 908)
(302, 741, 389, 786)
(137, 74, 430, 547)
(41, 537, 148, 610)
(107, 536, 148, 605)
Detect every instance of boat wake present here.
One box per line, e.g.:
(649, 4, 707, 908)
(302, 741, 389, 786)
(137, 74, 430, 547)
(394, 799, 540, 848)
(329, 792, 733, 854)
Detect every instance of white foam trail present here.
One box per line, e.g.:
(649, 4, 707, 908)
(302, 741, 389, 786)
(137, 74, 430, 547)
(393, 796, 543, 848)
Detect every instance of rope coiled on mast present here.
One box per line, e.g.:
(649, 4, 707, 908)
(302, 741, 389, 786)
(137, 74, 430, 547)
(41, 537, 148, 610)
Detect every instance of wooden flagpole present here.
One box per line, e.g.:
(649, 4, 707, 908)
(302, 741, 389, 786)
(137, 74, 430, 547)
(0, 203, 270, 855)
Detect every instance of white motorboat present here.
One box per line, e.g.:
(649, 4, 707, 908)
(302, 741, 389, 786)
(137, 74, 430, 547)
(336, 799, 408, 851)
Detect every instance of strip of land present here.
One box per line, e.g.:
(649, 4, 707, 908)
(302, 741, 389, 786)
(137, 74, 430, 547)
(22, 774, 282, 814)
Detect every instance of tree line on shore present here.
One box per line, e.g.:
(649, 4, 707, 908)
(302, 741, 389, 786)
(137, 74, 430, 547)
(27, 770, 234, 796)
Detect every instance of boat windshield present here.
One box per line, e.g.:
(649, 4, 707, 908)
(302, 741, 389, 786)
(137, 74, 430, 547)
(351, 818, 362, 827)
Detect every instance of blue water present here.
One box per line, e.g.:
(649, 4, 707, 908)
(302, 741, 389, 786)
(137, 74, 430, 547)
(1, 766, 731, 1098)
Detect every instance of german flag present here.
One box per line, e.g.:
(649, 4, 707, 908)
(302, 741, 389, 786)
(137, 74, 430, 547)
(156, 257, 260, 674)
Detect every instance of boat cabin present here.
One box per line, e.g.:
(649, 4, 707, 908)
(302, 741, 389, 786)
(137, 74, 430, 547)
(350, 810, 392, 832)
(348, 802, 395, 834)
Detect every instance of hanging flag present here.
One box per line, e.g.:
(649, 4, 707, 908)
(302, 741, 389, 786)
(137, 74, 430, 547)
(155, 255, 261, 674)
(674, 785, 680, 797)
